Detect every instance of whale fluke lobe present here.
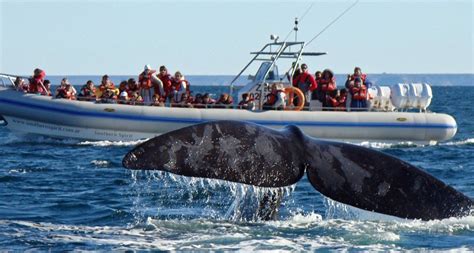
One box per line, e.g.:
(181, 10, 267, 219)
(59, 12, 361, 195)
(123, 121, 307, 187)
(304, 140, 473, 220)
(123, 120, 473, 220)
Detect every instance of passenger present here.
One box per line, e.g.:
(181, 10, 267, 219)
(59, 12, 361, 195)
(129, 92, 143, 105)
(327, 89, 347, 111)
(311, 71, 323, 101)
(171, 71, 190, 104)
(100, 89, 118, 103)
(138, 65, 156, 105)
(118, 80, 128, 94)
(157, 65, 173, 101)
(263, 83, 286, 110)
(117, 91, 129, 104)
(201, 93, 216, 108)
(178, 93, 193, 108)
(64, 83, 77, 100)
(55, 78, 69, 98)
(14, 77, 28, 92)
(127, 78, 139, 96)
(151, 94, 165, 107)
(346, 67, 367, 89)
(215, 93, 234, 108)
(350, 78, 367, 110)
(42, 80, 52, 96)
(292, 63, 317, 106)
(192, 93, 204, 108)
(78, 80, 96, 101)
(28, 68, 46, 94)
(96, 75, 115, 98)
(319, 69, 337, 110)
(238, 93, 256, 110)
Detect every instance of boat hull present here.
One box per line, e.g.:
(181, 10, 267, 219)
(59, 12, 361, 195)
(0, 88, 457, 143)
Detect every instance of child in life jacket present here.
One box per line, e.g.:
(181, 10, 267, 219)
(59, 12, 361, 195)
(350, 78, 367, 110)
(129, 92, 143, 105)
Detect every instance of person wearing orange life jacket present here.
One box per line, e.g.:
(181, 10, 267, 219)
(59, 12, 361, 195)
(264, 83, 287, 110)
(157, 65, 173, 101)
(171, 71, 190, 103)
(139, 65, 156, 105)
(28, 68, 46, 94)
(346, 66, 367, 89)
(96, 75, 115, 98)
(318, 69, 337, 110)
(292, 63, 317, 106)
(350, 77, 368, 111)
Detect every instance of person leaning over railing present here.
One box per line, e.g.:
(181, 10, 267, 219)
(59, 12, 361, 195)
(238, 93, 256, 110)
(215, 93, 234, 109)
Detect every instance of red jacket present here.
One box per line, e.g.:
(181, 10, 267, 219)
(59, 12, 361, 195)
(292, 71, 317, 92)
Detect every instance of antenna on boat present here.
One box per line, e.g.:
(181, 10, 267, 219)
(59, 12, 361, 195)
(294, 17, 299, 42)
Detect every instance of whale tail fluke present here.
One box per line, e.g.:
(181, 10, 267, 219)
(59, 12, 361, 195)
(123, 120, 473, 220)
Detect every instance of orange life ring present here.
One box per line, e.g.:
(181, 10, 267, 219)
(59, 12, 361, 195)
(284, 87, 305, 111)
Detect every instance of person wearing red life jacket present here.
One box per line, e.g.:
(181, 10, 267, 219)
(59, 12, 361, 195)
(319, 69, 337, 110)
(139, 65, 157, 105)
(78, 80, 96, 101)
(171, 71, 190, 104)
(292, 63, 317, 106)
(28, 68, 46, 94)
(158, 65, 173, 101)
(327, 89, 347, 111)
(350, 78, 367, 111)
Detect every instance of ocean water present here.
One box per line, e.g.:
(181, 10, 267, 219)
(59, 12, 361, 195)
(0, 80, 473, 251)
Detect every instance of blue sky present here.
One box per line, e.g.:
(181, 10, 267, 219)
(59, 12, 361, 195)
(1, 0, 472, 75)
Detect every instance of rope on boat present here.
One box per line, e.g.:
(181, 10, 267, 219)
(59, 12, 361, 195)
(306, 0, 359, 47)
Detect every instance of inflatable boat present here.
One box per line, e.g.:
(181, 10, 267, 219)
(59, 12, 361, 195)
(0, 41, 457, 143)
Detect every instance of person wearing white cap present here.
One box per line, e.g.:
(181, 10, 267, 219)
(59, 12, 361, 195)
(138, 64, 157, 105)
